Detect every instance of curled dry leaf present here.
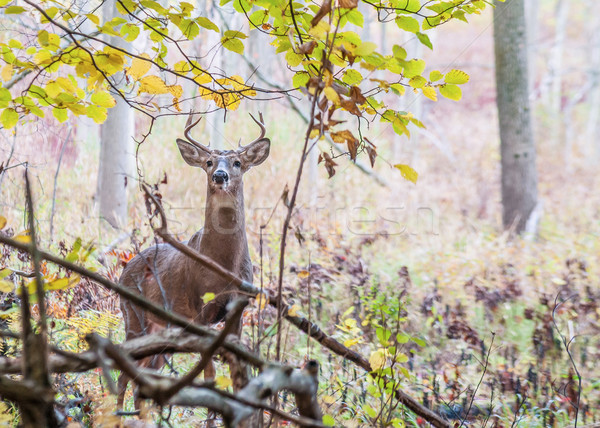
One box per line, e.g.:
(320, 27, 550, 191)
(298, 40, 317, 54)
(311, 0, 332, 27)
(318, 152, 338, 178)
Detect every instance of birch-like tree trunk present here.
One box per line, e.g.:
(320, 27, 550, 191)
(493, 0, 539, 234)
(96, 0, 135, 229)
(585, 0, 600, 161)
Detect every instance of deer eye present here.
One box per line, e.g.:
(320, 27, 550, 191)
(234, 160, 241, 168)
(206, 160, 213, 167)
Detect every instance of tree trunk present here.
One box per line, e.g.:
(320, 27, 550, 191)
(97, 0, 135, 229)
(493, 0, 538, 234)
(585, 0, 600, 161)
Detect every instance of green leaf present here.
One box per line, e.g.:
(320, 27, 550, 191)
(196, 16, 219, 32)
(439, 83, 462, 101)
(394, 164, 418, 184)
(86, 105, 107, 123)
(346, 9, 364, 27)
(364, 405, 377, 418)
(392, 44, 407, 60)
(397, 0, 420, 13)
(52, 107, 68, 123)
(285, 50, 303, 67)
(179, 19, 199, 40)
(0, 108, 18, 129)
(415, 32, 432, 49)
(120, 23, 140, 42)
(395, 16, 419, 33)
(224, 30, 248, 39)
(354, 41, 376, 57)
(292, 71, 309, 88)
(408, 75, 426, 89)
(91, 91, 116, 108)
(412, 336, 426, 347)
(5, 6, 26, 14)
(221, 37, 244, 54)
(402, 58, 425, 78)
(342, 69, 363, 86)
(429, 70, 443, 81)
(444, 69, 470, 84)
(322, 415, 335, 427)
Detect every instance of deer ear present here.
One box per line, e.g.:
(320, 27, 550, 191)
(241, 138, 270, 168)
(176, 138, 210, 167)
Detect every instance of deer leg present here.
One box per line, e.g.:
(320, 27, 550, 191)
(117, 372, 129, 411)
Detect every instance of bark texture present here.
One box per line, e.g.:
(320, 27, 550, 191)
(493, 0, 538, 234)
(97, 0, 135, 228)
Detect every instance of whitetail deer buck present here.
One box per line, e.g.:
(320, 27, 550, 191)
(117, 113, 270, 410)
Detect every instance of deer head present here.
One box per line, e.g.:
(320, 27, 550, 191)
(175, 113, 270, 196)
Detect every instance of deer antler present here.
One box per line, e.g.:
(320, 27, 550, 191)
(183, 112, 211, 153)
(238, 112, 266, 152)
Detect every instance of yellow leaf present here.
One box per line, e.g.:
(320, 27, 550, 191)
(14, 231, 31, 244)
(0, 280, 13, 293)
(421, 86, 437, 101)
(138, 75, 169, 95)
(91, 91, 116, 108)
(343, 337, 360, 347)
(323, 87, 340, 105)
(297, 270, 310, 279)
(45, 274, 80, 291)
(0, 269, 11, 280)
(369, 349, 386, 371)
(1, 65, 13, 82)
(255, 293, 268, 310)
(288, 304, 301, 317)
(0, 215, 6, 229)
(128, 53, 152, 80)
(167, 84, 183, 98)
(194, 73, 212, 85)
(202, 292, 216, 303)
(444, 69, 470, 85)
(215, 376, 232, 389)
(393, 164, 418, 184)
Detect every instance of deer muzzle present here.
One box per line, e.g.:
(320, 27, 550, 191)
(212, 170, 229, 184)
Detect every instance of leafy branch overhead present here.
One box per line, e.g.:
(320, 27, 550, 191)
(0, 0, 483, 170)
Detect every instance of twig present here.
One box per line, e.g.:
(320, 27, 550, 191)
(459, 332, 495, 428)
(552, 294, 582, 427)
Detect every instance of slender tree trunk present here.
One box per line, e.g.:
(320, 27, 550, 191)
(585, 0, 600, 161)
(97, 0, 135, 229)
(493, 0, 538, 234)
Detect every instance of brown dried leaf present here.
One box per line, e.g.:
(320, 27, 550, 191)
(340, 99, 362, 117)
(311, 0, 332, 27)
(298, 40, 317, 54)
(320, 152, 337, 178)
(365, 145, 377, 167)
(349, 86, 367, 105)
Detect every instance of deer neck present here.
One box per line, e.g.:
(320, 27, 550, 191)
(198, 186, 248, 269)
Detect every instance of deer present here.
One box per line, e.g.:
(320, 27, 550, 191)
(117, 113, 270, 411)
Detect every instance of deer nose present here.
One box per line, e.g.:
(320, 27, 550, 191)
(212, 170, 229, 184)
